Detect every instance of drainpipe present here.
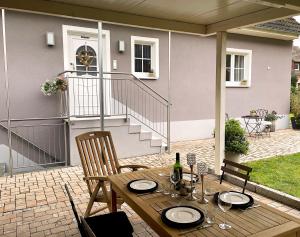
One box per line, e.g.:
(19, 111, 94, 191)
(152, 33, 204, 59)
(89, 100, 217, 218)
(98, 22, 104, 130)
(215, 31, 227, 176)
(1, 9, 13, 177)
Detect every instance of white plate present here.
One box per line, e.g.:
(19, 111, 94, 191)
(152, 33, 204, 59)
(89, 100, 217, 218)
(182, 173, 198, 182)
(165, 207, 201, 224)
(129, 180, 157, 191)
(220, 192, 250, 205)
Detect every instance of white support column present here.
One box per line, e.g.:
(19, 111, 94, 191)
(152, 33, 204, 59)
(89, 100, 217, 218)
(1, 9, 13, 177)
(167, 31, 171, 153)
(98, 21, 104, 130)
(215, 31, 227, 175)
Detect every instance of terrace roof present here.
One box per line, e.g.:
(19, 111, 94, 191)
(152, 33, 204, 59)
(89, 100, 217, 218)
(1, 0, 300, 36)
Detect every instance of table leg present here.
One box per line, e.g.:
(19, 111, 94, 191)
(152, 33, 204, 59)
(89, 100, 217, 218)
(111, 186, 117, 212)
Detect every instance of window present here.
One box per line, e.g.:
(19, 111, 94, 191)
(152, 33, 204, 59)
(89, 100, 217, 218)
(295, 62, 300, 71)
(131, 36, 159, 79)
(76, 45, 97, 76)
(226, 48, 252, 87)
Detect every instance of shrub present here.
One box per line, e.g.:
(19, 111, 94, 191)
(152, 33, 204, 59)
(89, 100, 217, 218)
(291, 92, 300, 118)
(225, 119, 249, 155)
(264, 110, 282, 121)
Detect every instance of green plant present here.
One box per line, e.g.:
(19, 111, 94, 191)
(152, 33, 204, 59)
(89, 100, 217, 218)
(41, 76, 67, 96)
(225, 119, 249, 155)
(264, 110, 282, 121)
(290, 92, 300, 118)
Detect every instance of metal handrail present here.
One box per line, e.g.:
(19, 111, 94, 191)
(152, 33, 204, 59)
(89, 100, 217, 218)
(59, 70, 171, 152)
(57, 70, 169, 103)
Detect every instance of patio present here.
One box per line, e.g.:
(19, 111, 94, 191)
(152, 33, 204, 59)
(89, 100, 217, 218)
(0, 129, 299, 237)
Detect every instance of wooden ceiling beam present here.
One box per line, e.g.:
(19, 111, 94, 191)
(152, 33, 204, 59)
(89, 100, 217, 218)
(243, 0, 300, 11)
(206, 7, 299, 34)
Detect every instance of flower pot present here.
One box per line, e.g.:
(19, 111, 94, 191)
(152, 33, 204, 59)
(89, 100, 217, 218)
(291, 117, 300, 129)
(270, 121, 276, 132)
(225, 152, 240, 171)
(250, 112, 256, 117)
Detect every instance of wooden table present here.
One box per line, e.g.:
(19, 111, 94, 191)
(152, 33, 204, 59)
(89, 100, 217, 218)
(108, 167, 300, 237)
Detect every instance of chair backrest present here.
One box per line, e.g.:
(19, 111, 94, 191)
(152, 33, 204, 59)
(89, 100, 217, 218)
(256, 109, 268, 118)
(65, 184, 86, 237)
(220, 159, 252, 193)
(225, 113, 230, 121)
(75, 131, 120, 194)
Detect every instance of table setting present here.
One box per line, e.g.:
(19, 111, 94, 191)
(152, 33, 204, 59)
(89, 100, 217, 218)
(123, 153, 258, 234)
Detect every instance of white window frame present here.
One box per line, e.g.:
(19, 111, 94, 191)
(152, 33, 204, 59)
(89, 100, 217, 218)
(226, 48, 252, 88)
(295, 62, 300, 71)
(131, 36, 159, 79)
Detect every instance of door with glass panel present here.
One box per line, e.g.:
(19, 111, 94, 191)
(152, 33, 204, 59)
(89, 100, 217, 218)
(67, 31, 111, 117)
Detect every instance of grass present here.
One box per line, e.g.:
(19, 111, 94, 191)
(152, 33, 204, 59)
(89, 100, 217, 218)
(243, 153, 300, 198)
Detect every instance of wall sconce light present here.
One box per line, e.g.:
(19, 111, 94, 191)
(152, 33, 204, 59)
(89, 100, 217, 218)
(46, 32, 55, 46)
(118, 40, 125, 53)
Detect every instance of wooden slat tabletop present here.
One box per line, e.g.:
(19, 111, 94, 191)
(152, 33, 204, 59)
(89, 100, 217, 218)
(108, 167, 300, 237)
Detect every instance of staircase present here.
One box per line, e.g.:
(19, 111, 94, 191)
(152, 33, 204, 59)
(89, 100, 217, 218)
(68, 116, 167, 165)
(63, 71, 170, 165)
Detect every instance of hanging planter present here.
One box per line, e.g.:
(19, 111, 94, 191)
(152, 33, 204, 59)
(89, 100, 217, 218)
(41, 76, 68, 96)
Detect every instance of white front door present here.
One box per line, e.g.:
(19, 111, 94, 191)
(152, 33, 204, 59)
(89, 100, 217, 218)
(63, 26, 111, 117)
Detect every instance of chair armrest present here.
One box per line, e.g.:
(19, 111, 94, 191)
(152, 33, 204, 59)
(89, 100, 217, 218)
(119, 164, 149, 171)
(83, 176, 108, 182)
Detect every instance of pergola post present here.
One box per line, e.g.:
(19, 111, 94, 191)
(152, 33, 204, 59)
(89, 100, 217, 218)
(215, 31, 227, 175)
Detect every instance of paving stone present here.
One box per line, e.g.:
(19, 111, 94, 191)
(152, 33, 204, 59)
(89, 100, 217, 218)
(0, 129, 299, 236)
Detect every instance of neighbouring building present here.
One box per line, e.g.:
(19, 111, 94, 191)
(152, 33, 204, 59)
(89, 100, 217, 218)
(0, 10, 299, 171)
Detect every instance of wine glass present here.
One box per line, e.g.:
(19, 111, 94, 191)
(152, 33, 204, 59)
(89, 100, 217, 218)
(170, 170, 180, 198)
(218, 191, 232, 229)
(158, 156, 167, 176)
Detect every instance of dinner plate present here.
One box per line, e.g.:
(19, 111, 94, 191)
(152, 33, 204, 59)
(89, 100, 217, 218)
(182, 172, 199, 183)
(220, 192, 250, 205)
(127, 179, 158, 194)
(161, 206, 204, 228)
(213, 191, 254, 209)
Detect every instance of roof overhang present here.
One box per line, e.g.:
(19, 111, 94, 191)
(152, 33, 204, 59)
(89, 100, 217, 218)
(229, 27, 299, 40)
(0, 0, 300, 37)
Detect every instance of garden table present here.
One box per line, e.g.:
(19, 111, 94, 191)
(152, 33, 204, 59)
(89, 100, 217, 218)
(242, 115, 264, 137)
(108, 167, 300, 237)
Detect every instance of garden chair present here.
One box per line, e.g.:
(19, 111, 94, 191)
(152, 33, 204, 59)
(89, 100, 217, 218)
(256, 109, 272, 136)
(220, 159, 252, 193)
(75, 131, 148, 217)
(65, 184, 133, 237)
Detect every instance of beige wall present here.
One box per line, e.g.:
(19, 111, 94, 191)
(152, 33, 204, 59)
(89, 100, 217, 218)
(0, 11, 292, 123)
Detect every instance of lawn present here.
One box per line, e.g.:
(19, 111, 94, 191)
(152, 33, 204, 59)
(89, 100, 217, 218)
(244, 153, 300, 198)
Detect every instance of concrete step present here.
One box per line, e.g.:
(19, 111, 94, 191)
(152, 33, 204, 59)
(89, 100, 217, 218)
(129, 124, 141, 134)
(140, 130, 152, 140)
(151, 138, 163, 147)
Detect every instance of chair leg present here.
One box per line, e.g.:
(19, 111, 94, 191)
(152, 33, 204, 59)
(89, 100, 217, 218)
(84, 182, 102, 218)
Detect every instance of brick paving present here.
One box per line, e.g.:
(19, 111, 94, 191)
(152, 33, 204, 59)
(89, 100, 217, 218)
(0, 129, 300, 236)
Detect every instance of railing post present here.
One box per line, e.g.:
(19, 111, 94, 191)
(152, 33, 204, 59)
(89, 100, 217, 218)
(1, 9, 13, 177)
(125, 79, 128, 122)
(167, 103, 171, 153)
(63, 121, 68, 166)
(98, 22, 104, 131)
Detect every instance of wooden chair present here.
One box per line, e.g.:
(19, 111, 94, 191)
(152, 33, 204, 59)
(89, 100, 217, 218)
(65, 184, 134, 237)
(75, 131, 148, 217)
(220, 159, 252, 193)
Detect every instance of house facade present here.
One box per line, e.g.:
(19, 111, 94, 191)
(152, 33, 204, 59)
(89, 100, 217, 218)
(0, 10, 298, 169)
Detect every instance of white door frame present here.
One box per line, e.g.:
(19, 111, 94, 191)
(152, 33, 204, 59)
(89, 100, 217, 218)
(62, 25, 111, 117)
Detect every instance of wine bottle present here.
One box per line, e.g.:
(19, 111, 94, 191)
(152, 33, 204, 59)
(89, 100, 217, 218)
(173, 153, 183, 189)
